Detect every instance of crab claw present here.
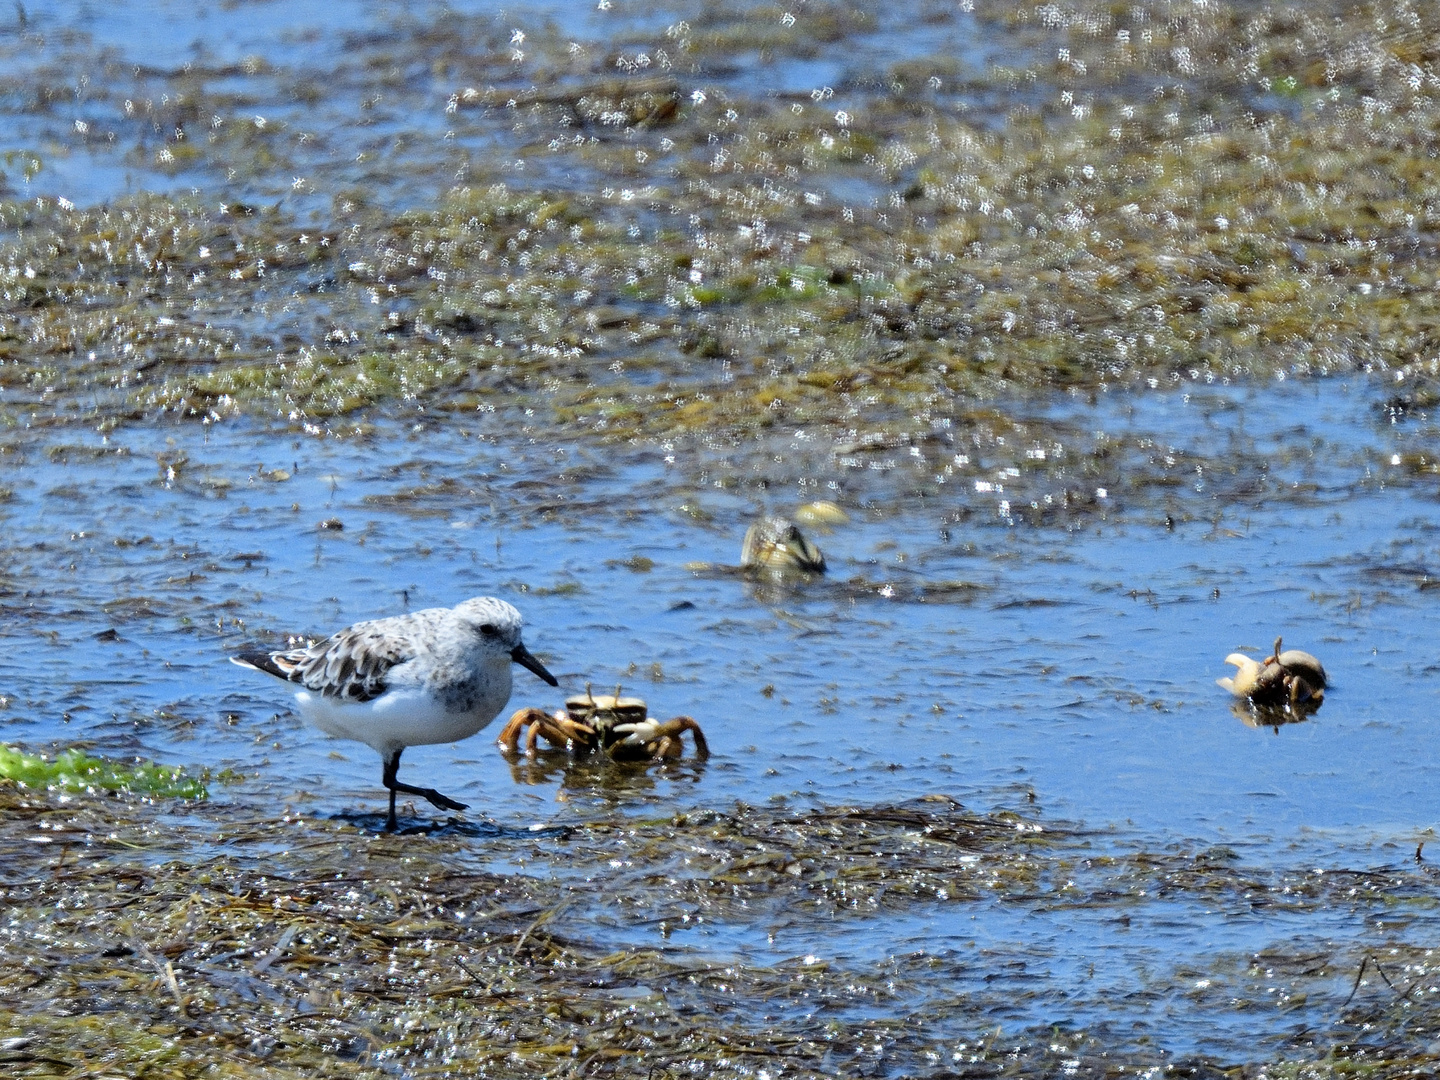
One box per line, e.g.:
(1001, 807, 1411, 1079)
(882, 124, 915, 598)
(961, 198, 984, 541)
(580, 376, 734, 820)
(1217, 652, 1264, 698)
(612, 719, 663, 746)
(612, 716, 710, 760)
(497, 707, 552, 753)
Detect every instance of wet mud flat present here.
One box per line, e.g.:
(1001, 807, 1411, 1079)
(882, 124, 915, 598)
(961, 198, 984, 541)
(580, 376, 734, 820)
(6, 784, 1440, 1080)
(4, 0, 1440, 1076)
(6, 0, 1440, 436)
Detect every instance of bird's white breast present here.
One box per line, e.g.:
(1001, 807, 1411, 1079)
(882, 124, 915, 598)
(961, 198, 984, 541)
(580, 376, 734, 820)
(294, 655, 514, 756)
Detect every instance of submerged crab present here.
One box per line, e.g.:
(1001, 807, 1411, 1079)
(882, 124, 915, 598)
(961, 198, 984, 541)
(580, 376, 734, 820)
(1218, 636, 1328, 709)
(497, 686, 709, 762)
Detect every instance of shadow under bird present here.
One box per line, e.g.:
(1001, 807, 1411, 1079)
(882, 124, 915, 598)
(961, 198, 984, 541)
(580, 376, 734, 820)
(231, 596, 558, 830)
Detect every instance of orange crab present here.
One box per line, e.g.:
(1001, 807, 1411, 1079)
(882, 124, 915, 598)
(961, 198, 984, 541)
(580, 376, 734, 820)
(497, 686, 708, 762)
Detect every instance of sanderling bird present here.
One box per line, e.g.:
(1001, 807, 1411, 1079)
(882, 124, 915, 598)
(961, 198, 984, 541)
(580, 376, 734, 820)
(232, 596, 558, 830)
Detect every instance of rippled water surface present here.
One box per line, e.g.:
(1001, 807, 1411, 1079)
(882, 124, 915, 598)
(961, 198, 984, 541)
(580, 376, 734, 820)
(1, 0, 1005, 208)
(7, 0, 1440, 1073)
(5, 380, 1440, 1058)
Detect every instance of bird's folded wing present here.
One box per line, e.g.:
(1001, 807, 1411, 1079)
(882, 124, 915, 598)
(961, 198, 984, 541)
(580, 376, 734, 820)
(280, 627, 413, 702)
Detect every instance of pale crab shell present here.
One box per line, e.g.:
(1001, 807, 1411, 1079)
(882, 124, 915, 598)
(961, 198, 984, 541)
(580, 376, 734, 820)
(564, 692, 648, 726)
(1275, 649, 1327, 689)
(793, 500, 849, 527)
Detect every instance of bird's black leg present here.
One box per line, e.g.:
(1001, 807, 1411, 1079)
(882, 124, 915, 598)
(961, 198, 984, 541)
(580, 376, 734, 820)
(381, 748, 469, 831)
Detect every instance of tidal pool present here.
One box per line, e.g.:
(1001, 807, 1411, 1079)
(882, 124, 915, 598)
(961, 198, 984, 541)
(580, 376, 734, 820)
(4, 378, 1440, 1072)
(6, 0, 1440, 1075)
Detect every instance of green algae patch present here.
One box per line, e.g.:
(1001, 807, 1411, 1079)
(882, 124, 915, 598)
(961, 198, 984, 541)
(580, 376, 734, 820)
(182, 347, 474, 418)
(0, 745, 207, 799)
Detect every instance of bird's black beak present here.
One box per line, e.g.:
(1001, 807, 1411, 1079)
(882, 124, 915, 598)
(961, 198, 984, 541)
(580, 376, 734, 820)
(511, 642, 559, 686)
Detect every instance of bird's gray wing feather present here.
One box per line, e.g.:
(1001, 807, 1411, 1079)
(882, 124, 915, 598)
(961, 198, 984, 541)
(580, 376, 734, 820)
(271, 625, 413, 702)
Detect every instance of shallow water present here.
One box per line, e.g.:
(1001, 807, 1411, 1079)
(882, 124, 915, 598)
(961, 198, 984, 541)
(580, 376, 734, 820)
(7, 0, 1440, 1073)
(5, 379, 1440, 1060)
(1, 0, 1009, 210)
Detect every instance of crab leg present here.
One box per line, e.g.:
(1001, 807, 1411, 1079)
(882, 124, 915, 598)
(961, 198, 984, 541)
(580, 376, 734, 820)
(612, 715, 710, 759)
(667, 716, 709, 758)
(497, 707, 553, 753)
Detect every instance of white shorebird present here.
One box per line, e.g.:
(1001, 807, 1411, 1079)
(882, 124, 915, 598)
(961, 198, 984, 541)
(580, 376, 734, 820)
(232, 596, 558, 830)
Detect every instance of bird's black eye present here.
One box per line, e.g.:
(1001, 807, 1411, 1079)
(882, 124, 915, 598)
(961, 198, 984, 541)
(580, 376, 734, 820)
(479, 623, 498, 637)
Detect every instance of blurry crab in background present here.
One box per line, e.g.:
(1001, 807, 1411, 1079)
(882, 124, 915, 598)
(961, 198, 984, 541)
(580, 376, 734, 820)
(740, 514, 828, 576)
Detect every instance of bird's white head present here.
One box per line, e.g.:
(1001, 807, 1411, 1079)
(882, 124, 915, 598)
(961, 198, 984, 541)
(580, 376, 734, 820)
(454, 596, 558, 687)
(454, 596, 525, 649)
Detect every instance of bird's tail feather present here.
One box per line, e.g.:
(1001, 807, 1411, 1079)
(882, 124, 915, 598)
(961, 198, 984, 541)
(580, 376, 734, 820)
(230, 650, 291, 680)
